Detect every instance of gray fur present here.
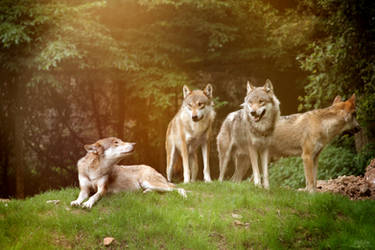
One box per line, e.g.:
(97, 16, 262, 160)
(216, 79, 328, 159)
(217, 80, 280, 187)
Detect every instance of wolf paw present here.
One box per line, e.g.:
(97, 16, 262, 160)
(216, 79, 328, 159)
(82, 199, 95, 209)
(204, 177, 212, 183)
(177, 188, 187, 199)
(70, 200, 81, 207)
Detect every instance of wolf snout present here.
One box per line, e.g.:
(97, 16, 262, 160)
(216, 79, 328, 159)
(353, 126, 361, 134)
(343, 126, 361, 136)
(192, 115, 201, 122)
(250, 109, 265, 121)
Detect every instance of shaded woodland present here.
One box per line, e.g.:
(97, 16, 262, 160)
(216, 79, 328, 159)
(1, 0, 374, 198)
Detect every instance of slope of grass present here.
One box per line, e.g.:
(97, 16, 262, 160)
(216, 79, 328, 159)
(1, 182, 374, 249)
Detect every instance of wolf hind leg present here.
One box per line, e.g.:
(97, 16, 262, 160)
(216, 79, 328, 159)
(231, 154, 250, 182)
(217, 140, 232, 181)
(190, 153, 199, 182)
(141, 181, 187, 198)
(166, 144, 177, 182)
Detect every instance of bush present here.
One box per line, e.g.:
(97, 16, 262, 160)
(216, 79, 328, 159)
(269, 143, 374, 189)
(352, 143, 375, 176)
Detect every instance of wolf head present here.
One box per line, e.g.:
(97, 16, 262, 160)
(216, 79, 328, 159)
(243, 79, 280, 123)
(84, 137, 135, 164)
(182, 84, 213, 122)
(331, 94, 361, 134)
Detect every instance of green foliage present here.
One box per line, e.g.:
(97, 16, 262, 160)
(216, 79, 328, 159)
(269, 157, 305, 189)
(296, 0, 375, 135)
(1, 0, 375, 198)
(269, 144, 374, 189)
(1, 183, 375, 249)
(352, 143, 375, 175)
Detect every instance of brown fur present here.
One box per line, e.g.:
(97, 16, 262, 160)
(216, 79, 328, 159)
(269, 94, 361, 192)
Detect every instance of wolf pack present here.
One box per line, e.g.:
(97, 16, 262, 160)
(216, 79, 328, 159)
(71, 80, 361, 208)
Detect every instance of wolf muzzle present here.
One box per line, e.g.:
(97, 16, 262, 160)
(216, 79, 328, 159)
(192, 115, 203, 122)
(342, 126, 361, 136)
(250, 109, 266, 122)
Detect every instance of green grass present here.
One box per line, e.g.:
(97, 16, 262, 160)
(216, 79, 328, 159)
(1, 182, 374, 249)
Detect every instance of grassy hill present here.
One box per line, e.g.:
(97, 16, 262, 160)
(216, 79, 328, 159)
(1, 182, 374, 249)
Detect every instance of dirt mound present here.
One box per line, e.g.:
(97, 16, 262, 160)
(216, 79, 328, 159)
(317, 159, 375, 200)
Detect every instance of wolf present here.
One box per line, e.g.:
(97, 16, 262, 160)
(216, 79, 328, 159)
(166, 84, 216, 183)
(269, 94, 361, 192)
(217, 79, 280, 188)
(71, 137, 186, 209)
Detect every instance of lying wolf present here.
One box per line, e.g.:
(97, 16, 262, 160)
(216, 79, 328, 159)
(269, 94, 361, 192)
(217, 79, 280, 188)
(71, 137, 186, 209)
(166, 84, 216, 183)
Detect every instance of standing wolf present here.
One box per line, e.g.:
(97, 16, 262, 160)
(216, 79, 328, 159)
(269, 94, 361, 192)
(217, 79, 280, 188)
(166, 84, 215, 183)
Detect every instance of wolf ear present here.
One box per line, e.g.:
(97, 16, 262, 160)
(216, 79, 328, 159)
(348, 93, 356, 106)
(264, 79, 273, 93)
(332, 95, 342, 105)
(183, 85, 191, 99)
(247, 81, 255, 95)
(203, 84, 213, 98)
(84, 143, 102, 154)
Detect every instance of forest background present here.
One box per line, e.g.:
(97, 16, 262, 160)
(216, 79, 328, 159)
(1, 0, 374, 198)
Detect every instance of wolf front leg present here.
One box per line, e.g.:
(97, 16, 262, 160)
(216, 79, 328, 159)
(201, 141, 212, 182)
(248, 147, 262, 186)
(82, 176, 108, 209)
(180, 139, 191, 183)
(302, 149, 315, 192)
(71, 175, 90, 206)
(312, 150, 322, 188)
(260, 148, 270, 189)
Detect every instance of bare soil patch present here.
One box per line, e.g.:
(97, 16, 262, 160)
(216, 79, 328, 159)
(317, 159, 375, 200)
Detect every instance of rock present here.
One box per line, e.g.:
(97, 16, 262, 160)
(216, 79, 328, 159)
(231, 213, 243, 219)
(103, 237, 115, 246)
(46, 200, 60, 204)
(233, 220, 250, 229)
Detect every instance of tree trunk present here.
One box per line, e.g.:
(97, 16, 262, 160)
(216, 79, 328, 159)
(12, 80, 25, 199)
(355, 129, 368, 152)
(117, 80, 125, 139)
(88, 82, 103, 138)
(1, 149, 9, 198)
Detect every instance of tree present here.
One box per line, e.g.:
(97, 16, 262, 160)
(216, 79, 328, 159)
(296, 0, 375, 143)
